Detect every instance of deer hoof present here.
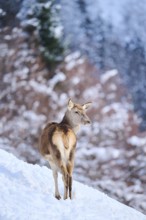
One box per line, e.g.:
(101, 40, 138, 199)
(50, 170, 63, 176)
(55, 195, 61, 200)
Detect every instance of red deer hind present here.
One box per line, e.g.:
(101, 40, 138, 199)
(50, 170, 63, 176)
(39, 99, 92, 200)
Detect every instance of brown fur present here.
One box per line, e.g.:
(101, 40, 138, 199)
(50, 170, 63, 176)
(39, 121, 76, 199)
(39, 99, 92, 200)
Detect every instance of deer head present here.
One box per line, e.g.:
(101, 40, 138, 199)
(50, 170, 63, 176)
(65, 99, 92, 129)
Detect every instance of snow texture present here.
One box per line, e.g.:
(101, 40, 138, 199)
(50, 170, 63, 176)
(0, 149, 145, 220)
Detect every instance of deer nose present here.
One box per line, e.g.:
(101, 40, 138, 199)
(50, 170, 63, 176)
(82, 114, 91, 124)
(85, 119, 91, 124)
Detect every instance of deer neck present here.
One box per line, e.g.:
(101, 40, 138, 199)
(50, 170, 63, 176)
(61, 111, 80, 134)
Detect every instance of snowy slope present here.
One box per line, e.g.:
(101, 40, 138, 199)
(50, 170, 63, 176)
(0, 149, 145, 220)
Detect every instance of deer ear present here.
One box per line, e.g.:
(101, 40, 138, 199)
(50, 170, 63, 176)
(82, 102, 92, 110)
(68, 99, 74, 110)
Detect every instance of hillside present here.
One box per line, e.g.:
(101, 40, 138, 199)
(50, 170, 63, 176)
(0, 149, 145, 220)
(0, 25, 146, 213)
(1, 1, 146, 215)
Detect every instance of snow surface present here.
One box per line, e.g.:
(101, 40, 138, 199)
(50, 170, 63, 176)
(0, 149, 145, 220)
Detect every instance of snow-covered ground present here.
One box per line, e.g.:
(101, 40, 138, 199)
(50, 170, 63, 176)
(0, 149, 145, 220)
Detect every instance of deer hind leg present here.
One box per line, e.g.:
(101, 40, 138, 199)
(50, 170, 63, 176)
(46, 156, 61, 200)
(52, 144, 69, 199)
(67, 161, 73, 199)
(53, 170, 61, 200)
(49, 148, 69, 199)
(67, 148, 75, 200)
(61, 165, 69, 200)
(69, 175, 72, 199)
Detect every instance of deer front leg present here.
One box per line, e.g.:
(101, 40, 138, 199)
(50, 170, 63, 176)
(53, 171, 61, 200)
